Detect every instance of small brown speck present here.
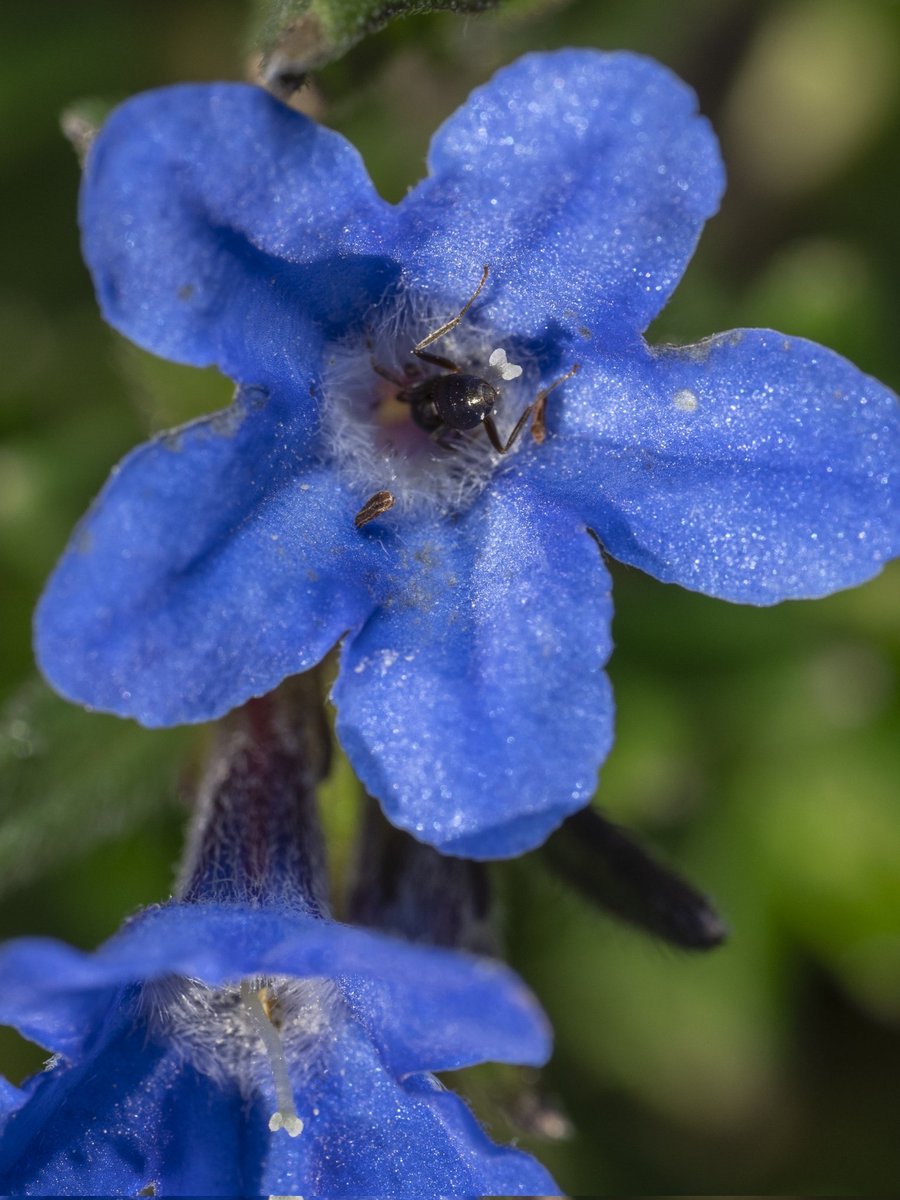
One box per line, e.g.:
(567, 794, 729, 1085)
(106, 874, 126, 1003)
(177, 283, 195, 301)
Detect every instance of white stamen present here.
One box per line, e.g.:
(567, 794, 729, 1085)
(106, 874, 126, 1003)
(489, 347, 523, 381)
(240, 980, 304, 1138)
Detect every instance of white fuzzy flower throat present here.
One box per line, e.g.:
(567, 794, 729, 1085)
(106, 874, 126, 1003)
(320, 280, 537, 520)
(143, 974, 340, 1138)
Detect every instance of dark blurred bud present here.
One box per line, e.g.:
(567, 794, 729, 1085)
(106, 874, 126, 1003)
(542, 807, 728, 951)
(348, 795, 496, 955)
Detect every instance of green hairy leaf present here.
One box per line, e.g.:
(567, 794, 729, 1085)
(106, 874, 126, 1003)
(251, 0, 497, 89)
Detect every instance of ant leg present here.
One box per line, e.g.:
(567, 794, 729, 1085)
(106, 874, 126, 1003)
(429, 423, 459, 452)
(414, 349, 461, 373)
(372, 360, 407, 388)
(413, 264, 490, 362)
(482, 363, 581, 455)
(530, 363, 580, 444)
(482, 408, 531, 456)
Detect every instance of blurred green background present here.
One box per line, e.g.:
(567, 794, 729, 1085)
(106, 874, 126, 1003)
(1, 0, 899, 1193)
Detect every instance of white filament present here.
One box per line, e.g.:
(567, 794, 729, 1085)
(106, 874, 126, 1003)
(240, 980, 304, 1138)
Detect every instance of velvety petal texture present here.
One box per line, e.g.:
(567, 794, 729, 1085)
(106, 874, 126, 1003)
(543, 331, 900, 603)
(400, 49, 725, 343)
(2, 1021, 553, 1197)
(0, 904, 555, 1196)
(0, 905, 549, 1072)
(0, 1081, 26, 1122)
(1, 1025, 244, 1196)
(257, 1027, 554, 1198)
(35, 389, 381, 724)
(81, 83, 395, 380)
(335, 480, 615, 857)
(36, 51, 899, 860)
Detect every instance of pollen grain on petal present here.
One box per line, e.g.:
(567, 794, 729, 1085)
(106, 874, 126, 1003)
(673, 387, 699, 413)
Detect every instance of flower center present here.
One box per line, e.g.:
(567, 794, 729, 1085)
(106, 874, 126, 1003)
(320, 289, 537, 520)
(144, 973, 340, 1135)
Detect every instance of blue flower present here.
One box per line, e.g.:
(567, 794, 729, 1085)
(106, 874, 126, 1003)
(0, 903, 556, 1195)
(35, 51, 899, 859)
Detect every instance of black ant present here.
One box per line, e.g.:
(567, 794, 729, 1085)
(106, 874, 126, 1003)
(354, 265, 579, 528)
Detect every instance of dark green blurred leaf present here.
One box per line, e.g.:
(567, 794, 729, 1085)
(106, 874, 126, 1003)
(0, 678, 202, 897)
(748, 732, 900, 1021)
(316, 734, 362, 917)
(116, 342, 234, 431)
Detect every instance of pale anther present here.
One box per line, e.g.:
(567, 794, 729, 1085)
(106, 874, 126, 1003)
(489, 347, 523, 381)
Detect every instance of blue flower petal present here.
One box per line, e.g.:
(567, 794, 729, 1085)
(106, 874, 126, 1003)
(0, 1079, 26, 1121)
(544, 331, 900, 603)
(399, 49, 724, 344)
(35, 389, 380, 724)
(0, 953, 107, 1059)
(260, 1025, 557, 1198)
(339, 968, 550, 1076)
(82, 83, 395, 382)
(0, 1016, 245, 1194)
(2, 1004, 553, 1196)
(0, 905, 549, 1074)
(404, 1081, 560, 1198)
(334, 479, 615, 858)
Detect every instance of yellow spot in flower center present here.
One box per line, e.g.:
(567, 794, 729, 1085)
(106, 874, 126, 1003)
(377, 388, 413, 430)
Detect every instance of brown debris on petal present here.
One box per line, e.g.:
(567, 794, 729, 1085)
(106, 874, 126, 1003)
(354, 489, 395, 529)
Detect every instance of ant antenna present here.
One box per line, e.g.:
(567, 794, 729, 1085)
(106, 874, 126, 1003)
(414, 264, 490, 355)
